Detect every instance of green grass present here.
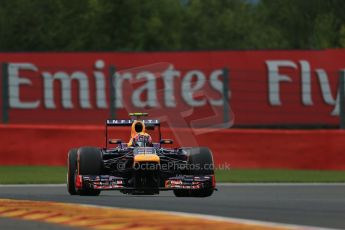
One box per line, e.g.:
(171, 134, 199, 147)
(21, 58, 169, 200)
(0, 166, 67, 184)
(1, 166, 345, 184)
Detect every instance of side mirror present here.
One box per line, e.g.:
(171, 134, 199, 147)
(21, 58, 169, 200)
(109, 139, 122, 144)
(160, 139, 173, 144)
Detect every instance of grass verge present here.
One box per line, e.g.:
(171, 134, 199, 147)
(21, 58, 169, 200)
(0, 166, 66, 184)
(1, 166, 345, 184)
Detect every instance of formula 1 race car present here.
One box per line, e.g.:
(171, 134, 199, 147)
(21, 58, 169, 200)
(67, 113, 216, 197)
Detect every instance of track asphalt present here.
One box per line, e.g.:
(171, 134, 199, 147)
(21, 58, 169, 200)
(0, 184, 344, 229)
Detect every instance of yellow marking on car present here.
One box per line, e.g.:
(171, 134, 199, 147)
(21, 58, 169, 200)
(0, 199, 301, 230)
(134, 153, 160, 163)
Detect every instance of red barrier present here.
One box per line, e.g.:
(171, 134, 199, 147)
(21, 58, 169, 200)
(1, 125, 345, 170)
(1, 50, 345, 126)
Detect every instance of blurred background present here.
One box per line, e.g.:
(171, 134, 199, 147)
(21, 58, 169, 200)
(1, 0, 345, 178)
(1, 0, 345, 51)
(1, 0, 345, 127)
(1, 1, 345, 229)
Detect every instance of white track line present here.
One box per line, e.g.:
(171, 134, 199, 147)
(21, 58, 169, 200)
(0, 183, 345, 187)
(0, 184, 66, 187)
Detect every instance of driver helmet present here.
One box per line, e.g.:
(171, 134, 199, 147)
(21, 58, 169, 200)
(132, 132, 152, 147)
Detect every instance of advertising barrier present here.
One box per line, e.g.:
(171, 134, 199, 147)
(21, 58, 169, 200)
(1, 51, 345, 169)
(1, 49, 345, 127)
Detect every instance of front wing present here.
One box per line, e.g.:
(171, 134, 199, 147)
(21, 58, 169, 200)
(77, 175, 215, 191)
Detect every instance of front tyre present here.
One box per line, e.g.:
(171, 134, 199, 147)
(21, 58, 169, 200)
(173, 190, 190, 197)
(77, 147, 103, 196)
(67, 148, 78, 195)
(174, 147, 215, 197)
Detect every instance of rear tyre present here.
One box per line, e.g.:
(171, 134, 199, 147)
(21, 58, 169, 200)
(174, 147, 215, 198)
(67, 148, 78, 195)
(78, 147, 103, 196)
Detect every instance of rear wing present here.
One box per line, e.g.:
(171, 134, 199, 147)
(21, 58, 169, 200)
(106, 119, 160, 126)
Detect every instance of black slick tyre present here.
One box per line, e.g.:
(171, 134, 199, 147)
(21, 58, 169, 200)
(77, 147, 103, 196)
(173, 147, 215, 197)
(67, 148, 78, 195)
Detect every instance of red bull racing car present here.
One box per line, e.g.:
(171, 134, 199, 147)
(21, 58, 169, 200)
(67, 113, 216, 197)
